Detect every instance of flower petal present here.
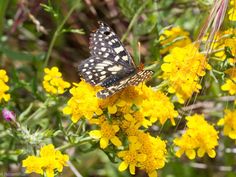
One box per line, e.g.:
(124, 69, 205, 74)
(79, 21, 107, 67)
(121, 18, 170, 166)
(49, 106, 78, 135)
(89, 130, 102, 139)
(111, 137, 122, 147)
(100, 137, 109, 149)
(118, 161, 128, 172)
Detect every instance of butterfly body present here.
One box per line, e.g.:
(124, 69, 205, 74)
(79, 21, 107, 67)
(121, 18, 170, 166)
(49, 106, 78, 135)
(78, 22, 153, 99)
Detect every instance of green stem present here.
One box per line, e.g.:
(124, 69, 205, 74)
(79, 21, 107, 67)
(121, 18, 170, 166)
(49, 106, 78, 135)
(121, 0, 150, 42)
(66, 122, 75, 134)
(43, 172, 47, 177)
(0, 0, 9, 37)
(76, 119, 85, 135)
(57, 142, 74, 151)
(67, 160, 83, 177)
(44, 2, 80, 67)
(18, 103, 33, 121)
(209, 70, 219, 83)
(57, 137, 94, 151)
(144, 62, 159, 70)
(25, 99, 49, 123)
(154, 80, 169, 91)
(212, 69, 224, 75)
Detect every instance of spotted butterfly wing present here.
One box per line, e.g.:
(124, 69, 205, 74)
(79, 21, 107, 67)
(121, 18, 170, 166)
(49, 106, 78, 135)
(78, 21, 153, 99)
(97, 70, 153, 98)
(79, 22, 136, 87)
(89, 21, 135, 66)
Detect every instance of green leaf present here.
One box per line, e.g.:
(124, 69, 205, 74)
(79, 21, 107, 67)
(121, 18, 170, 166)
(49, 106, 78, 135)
(40, 3, 59, 18)
(61, 28, 85, 34)
(225, 46, 234, 59)
(134, 13, 158, 35)
(53, 130, 63, 136)
(0, 44, 45, 61)
(118, 0, 143, 19)
(0, 0, 9, 36)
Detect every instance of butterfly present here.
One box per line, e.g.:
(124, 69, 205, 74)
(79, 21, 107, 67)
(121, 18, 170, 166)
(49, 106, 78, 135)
(78, 21, 153, 99)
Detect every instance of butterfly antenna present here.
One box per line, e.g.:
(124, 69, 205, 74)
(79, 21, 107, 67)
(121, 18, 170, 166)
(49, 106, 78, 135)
(138, 42, 145, 71)
(138, 41, 141, 64)
(138, 42, 144, 88)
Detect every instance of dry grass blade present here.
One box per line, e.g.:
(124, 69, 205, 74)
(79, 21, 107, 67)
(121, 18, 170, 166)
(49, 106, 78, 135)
(197, 0, 229, 53)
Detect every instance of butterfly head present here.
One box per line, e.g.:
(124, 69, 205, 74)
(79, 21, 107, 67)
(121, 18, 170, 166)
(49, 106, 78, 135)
(137, 63, 145, 71)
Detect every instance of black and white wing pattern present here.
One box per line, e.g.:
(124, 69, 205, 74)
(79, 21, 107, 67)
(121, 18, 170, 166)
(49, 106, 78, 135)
(97, 70, 153, 99)
(89, 21, 135, 67)
(78, 21, 153, 99)
(78, 56, 135, 87)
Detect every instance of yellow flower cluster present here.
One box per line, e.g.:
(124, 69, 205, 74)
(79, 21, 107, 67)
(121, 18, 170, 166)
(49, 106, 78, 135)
(0, 69, 10, 102)
(90, 117, 122, 149)
(64, 82, 178, 126)
(89, 115, 167, 177)
(161, 44, 211, 103)
(221, 67, 236, 95)
(118, 133, 166, 177)
(43, 67, 71, 95)
(206, 29, 236, 63)
(63, 81, 103, 122)
(22, 144, 69, 177)
(174, 114, 219, 159)
(140, 90, 178, 126)
(159, 26, 191, 54)
(218, 109, 236, 141)
(64, 82, 177, 176)
(228, 0, 236, 21)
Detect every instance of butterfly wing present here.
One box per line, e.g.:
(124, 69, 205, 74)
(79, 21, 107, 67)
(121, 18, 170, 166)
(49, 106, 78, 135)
(79, 21, 154, 99)
(97, 70, 154, 99)
(78, 56, 135, 86)
(89, 21, 136, 67)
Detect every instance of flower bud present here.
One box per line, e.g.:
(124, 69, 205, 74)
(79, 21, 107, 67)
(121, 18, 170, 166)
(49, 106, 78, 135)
(2, 108, 16, 122)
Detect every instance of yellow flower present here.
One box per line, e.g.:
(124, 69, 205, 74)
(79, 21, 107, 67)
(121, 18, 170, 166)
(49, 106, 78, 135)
(101, 84, 178, 127)
(22, 156, 44, 175)
(205, 29, 236, 62)
(63, 81, 103, 123)
(120, 113, 144, 136)
(221, 79, 236, 95)
(22, 144, 69, 177)
(202, 31, 225, 60)
(221, 67, 236, 95)
(174, 114, 219, 159)
(88, 115, 106, 125)
(160, 26, 191, 54)
(228, 0, 236, 21)
(0, 69, 10, 102)
(161, 44, 211, 103)
(139, 86, 178, 126)
(137, 132, 167, 177)
(225, 67, 236, 80)
(118, 136, 146, 175)
(40, 144, 68, 173)
(63, 80, 169, 176)
(224, 37, 236, 58)
(218, 109, 236, 140)
(43, 67, 71, 95)
(89, 120, 122, 149)
(118, 132, 167, 177)
(100, 85, 147, 116)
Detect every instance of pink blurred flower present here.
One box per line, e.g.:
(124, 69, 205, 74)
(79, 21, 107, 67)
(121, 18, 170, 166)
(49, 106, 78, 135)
(2, 108, 16, 122)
